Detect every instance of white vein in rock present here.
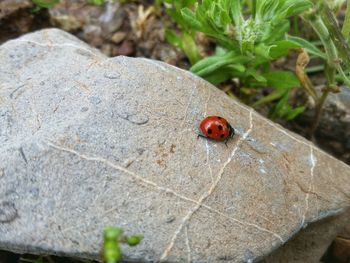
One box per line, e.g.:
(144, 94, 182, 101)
(301, 146, 317, 227)
(160, 110, 283, 261)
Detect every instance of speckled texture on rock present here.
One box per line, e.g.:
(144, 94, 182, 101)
(0, 29, 350, 263)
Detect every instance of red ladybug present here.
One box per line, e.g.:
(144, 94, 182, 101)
(198, 116, 235, 144)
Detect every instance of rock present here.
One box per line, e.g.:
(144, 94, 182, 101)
(264, 209, 350, 263)
(49, 0, 103, 32)
(50, 14, 83, 32)
(321, 217, 350, 263)
(111, 31, 127, 44)
(0, 28, 350, 263)
(49, 0, 124, 35)
(98, 0, 125, 35)
(0, 0, 32, 20)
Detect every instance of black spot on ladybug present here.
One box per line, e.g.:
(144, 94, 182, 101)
(220, 134, 225, 138)
(208, 129, 212, 134)
(218, 125, 223, 131)
(217, 117, 222, 119)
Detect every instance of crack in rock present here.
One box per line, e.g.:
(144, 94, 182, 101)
(160, 110, 283, 261)
(45, 141, 197, 205)
(301, 146, 317, 227)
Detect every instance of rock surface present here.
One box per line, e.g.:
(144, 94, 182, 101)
(0, 29, 350, 262)
(264, 209, 350, 263)
(0, 0, 32, 20)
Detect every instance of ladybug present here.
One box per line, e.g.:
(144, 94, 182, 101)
(198, 116, 235, 145)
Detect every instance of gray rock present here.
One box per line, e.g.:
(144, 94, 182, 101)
(0, 29, 349, 262)
(264, 209, 350, 263)
(0, 0, 32, 20)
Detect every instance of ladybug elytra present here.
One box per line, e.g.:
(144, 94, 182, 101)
(198, 116, 235, 145)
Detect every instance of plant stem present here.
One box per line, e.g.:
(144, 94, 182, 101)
(342, 0, 350, 42)
(321, 3, 350, 70)
(309, 62, 336, 138)
(304, 10, 338, 137)
(309, 90, 329, 137)
(308, 14, 338, 69)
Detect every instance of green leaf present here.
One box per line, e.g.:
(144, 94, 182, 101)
(32, 0, 59, 8)
(165, 29, 182, 47)
(190, 51, 243, 76)
(245, 68, 267, 84)
(181, 8, 202, 30)
(286, 106, 305, 120)
(104, 227, 123, 240)
(269, 91, 305, 120)
(269, 40, 301, 59)
(263, 71, 300, 90)
(255, 43, 274, 60)
(279, 0, 313, 19)
(126, 235, 144, 246)
(269, 91, 289, 119)
(87, 0, 105, 5)
(252, 89, 286, 107)
(181, 33, 202, 65)
(230, 0, 243, 27)
(262, 19, 290, 44)
(203, 64, 246, 85)
(286, 36, 327, 59)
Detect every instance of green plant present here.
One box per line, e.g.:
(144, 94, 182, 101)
(103, 227, 143, 263)
(87, 0, 106, 5)
(164, 0, 350, 132)
(31, 0, 59, 11)
(293, 0, 350, 135)
(19, 256, 45, 263)
(31, 0, 105, 10)
(163, 0, 202, 65)
(180, 0, 313, 120)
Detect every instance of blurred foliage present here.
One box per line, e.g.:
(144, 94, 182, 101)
(103, 227, 143, 263)
(162, 0, 350, 128)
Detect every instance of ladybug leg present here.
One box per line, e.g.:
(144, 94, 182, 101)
(224, 138, 229, 147)
(224, 125, 235, 147)
(197, 134, 206, 139)
(228, 124, 235, 138)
